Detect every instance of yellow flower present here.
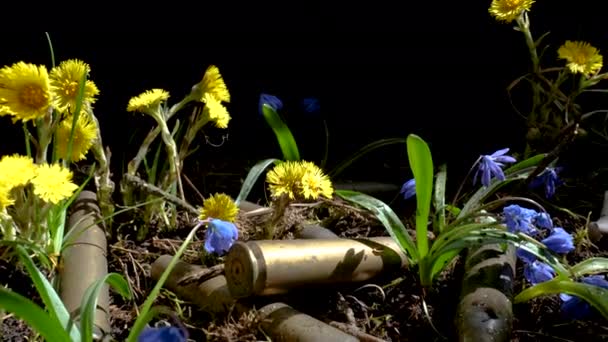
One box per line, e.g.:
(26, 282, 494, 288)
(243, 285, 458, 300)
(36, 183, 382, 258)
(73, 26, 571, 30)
(0, 183, 15, 210)
(126, 89, 170, 114)
(266, 161, 307, 199)
(558, 41, 603, 76)
(30, 163, 78, 204)
(194, 65, 231, 103)
(489, 0, 535, 23)
(0, 62, 51, 122)
(55, 112, 98, 162)
(202, 93, 231, 129)
(0, 154, 37, 188)
(300, 161, 334, 199)
(199, 193, 239, 222)
(50, 59, 100, 113)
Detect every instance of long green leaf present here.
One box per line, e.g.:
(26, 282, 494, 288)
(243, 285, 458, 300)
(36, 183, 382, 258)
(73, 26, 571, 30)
(503, 153, 546, 174)
(80, 273, 131, 342)
(0, 287, 72, 342)
(127, 223, 204, 341)
(235, 158, 280, 206)
(261, 104, 300, 161)
(570, 258, 608, 278)
(514, 279, 608, 319)
(406, 134, 434, 258)
(15, 246, 81, 341)
(433, 164, 447, 234)
(328, 138, 407, 178)
(336, 190, 418, 262)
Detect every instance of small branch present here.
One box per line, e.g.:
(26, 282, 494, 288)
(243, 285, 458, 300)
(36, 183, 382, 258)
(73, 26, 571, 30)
(122, 173, 199, 216)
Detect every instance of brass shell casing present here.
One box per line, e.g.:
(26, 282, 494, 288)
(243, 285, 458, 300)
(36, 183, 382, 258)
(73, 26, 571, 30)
(225, 237, 408, 298)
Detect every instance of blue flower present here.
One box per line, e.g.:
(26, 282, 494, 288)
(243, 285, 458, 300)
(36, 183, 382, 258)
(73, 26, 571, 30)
(473, 148, 517, 187)
(400, 178, 416, 200)
(259, 93, 283, 116)
(541, 227, 574, 254)
(204, 219, 239, 255)
(533, 212, 553, 230)
(530, 167, 563, 198)
(516, 247, 537, 264)
(560, 275, 608, 320)
(302, 97, 320, 115)
(503, 204, 540, 236)
(138, 326, 187, 342)
(523, 261, 555, 285)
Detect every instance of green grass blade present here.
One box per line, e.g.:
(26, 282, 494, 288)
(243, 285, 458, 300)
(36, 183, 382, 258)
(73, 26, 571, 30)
(261, 104, 300, 161)
(80, 273, 131, 342)
(514, 279, 608, 319)
(15, 246, 81, 341)
(336, 189, 418, 262)
(0, 287, 72, 342)
(570, 258, 608, 278)
(433, 164, 447, 234)
(406, 134, 434, 258)
(329, 138, 407, 178)
(429, 248, 461, 281)
(504, 153, 546, 174)
(235, 158, 280, 206)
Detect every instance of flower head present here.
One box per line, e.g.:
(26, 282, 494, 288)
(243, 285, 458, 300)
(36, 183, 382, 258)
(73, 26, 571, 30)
(202, 92, 231, 129)
(54, 112, 98, 162)
(530, 167, 563, 198)
(199, 193, 239, 222)
(204, 219, 239, 255)
(559, 275, 608, 320)
(0, 184, 14, 210)
(558, 41, 603, 76)
(523, 260, 555, 285)
(0, 62, 51, 122)
(49, 59, 100, 113)
(138, 325, 187, 342)
(489, 0, 535, 23)
(400, 178, 416, 200)
(127, 89, 170, 115)
(0, 154, 37, 189)
(474, 148, 516, 187)
(534, 212, 553, 230)
(300, 161, 334, 199)
(541, 227, 574, 254)
(259, 93, 283, 116)
(30, 163, 78, 204)
(192, 65, 230, 103)
(516, 247, 537, 264)
(503, 204, 542, 236)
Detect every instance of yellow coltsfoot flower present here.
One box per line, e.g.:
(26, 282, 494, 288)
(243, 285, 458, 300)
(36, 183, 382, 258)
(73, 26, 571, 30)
(50, 59, 100, 113)
(126, 89, 170, 115)
(266, 160, 334, 200)
(199, 193, 239, 222)
(30, 163, 78, 204)
(0, 183, 15, 210)
(0, 154, 37, 188)
(193, 65, 231, 103)
(300, 161, 334, 200)
(202, 93, 231, 129)
(558, 41, 603, 76)
(0, 62, 51, 122)
(489, 0, 535, 23)
(55, 112, 98, 162)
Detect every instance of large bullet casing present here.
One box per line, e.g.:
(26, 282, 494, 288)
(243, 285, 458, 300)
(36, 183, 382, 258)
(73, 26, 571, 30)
(225, 237, 408, 298)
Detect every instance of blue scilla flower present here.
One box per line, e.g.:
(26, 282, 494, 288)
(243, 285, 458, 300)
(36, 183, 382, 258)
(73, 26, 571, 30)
(541, 227, 574, 254)
(259, 93, 283, 116)
(503, 204, 541, 236)
(516, 247, 537, 264)
(560, 275, 608, 320)
(204, 219, 239, 255)
(474, 148, 517, 187)
(400, 178, 416, 200)
(302, 97, 320, 115)
(523, 260, 555, 285)
(533, 212, 553, 230)
(530, 167, 563, 199)
(138, 326, 187, 342)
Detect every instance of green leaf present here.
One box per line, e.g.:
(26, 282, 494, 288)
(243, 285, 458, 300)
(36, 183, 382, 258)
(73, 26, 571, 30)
(570, 257, 608, 278)
(235, 158, 280, 206)
(336, 190, 418, 262)
(514, 279, 608, 320)
(262, 104, 300, 161)
(433, 164, 447, 234)
(504, 153, 546, 174)
(429, 248, 461, 281)
(127, 222, 205, 342)
(406, 134, 434, 258)
(0, 287, 72, 342)
(328, 138, 407, 178)
(15, 246, 81, 341)
(80, 273, 131, 342)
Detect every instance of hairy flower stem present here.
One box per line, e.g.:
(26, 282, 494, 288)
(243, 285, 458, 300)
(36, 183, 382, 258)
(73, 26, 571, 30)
(177, 107, 210, 165)
(35, 109, 54, 164)
(90, 115, 115, 230)
(265, 195, 289, 239)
